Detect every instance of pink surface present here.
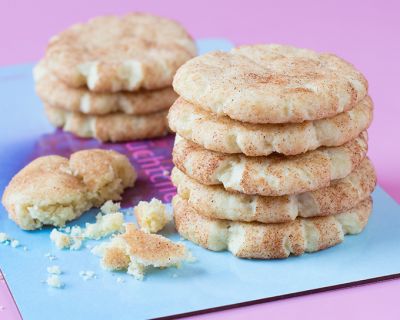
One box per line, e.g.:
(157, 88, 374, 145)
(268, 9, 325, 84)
(0, 272, 21, 320)
(1, 0, 400, 319)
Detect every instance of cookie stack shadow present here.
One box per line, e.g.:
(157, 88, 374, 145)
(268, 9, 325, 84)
(33, 13, 197, 142)
(168, 44, 376, 259)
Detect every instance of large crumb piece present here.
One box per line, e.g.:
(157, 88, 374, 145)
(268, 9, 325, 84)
(93, 224, 189, 280)
(46, 275, 64, 288)
(134, 198, 171, 233)
(50, 228, 83, 250)
(84, 211, 124, 240)
(50, 229, 72, 249)
(100, 201, 121, 215)
(2, 149, 136, 230)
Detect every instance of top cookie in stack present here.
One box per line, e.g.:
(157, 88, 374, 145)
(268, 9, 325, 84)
(169, 44, 376, 259)
(34, 13, 197, 142)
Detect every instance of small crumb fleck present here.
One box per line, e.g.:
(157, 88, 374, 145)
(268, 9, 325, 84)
(116, 277, 125, 284)
(47, 265, 62, 275)
(45, 253, 57, 261)
(172, 273, 178, 278)
(46, 275, 64, 288)
(23, 246, 28, 251)
(10, 240, 19, 248)
(79, 270, 96, 281)
(162, 170, 170, 176)
(0, 233, 9, 243)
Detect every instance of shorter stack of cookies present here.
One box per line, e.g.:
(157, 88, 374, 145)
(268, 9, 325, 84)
(34, 13, 196, 142)
(169, 44, 376, 259)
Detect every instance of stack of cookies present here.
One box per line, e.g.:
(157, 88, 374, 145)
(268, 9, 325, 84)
(169, 44, 376, 259)
(34, 13, 196, 142)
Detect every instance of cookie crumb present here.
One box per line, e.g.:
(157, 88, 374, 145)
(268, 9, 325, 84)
(46, 275, 64, 288)
(50, 229, 72, 249)
(47, 265, 62, 275)
(10, 240, 19, 248)
(134, 198, 171, 233)
(84, 212, 124, 240)
(100, 201, 121, 215)
(97, 224, 189, 280)
(50, 228, 83, 250)
(116, 277, 125, 284)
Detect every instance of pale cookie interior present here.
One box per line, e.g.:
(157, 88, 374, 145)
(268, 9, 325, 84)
(134, 198, 171, 233)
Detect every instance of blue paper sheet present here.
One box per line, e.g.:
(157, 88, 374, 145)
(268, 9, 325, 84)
(1, 39, 400, 320)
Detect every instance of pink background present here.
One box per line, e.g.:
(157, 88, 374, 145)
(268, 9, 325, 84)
(1, 0, 399, 319)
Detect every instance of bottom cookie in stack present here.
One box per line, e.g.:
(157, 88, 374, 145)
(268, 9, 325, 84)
(171, 158, 376, 259)
(44, 105, 170, 142)
(173, 195, 372, 259)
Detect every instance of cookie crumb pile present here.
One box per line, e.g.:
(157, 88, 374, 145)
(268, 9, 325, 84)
(34, 13, 197, 142)
(169, 44, 376, 259)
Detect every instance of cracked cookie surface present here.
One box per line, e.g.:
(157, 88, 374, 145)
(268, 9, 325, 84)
(173, 44, 368, 124)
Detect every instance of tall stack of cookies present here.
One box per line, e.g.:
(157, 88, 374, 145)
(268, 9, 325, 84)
(34, 13, 196, 142)
(169, 45, 376, 259)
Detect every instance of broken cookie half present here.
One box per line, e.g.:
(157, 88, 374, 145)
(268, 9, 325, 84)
(2, 149, 136, 230)
(92, 224, 189, 280)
